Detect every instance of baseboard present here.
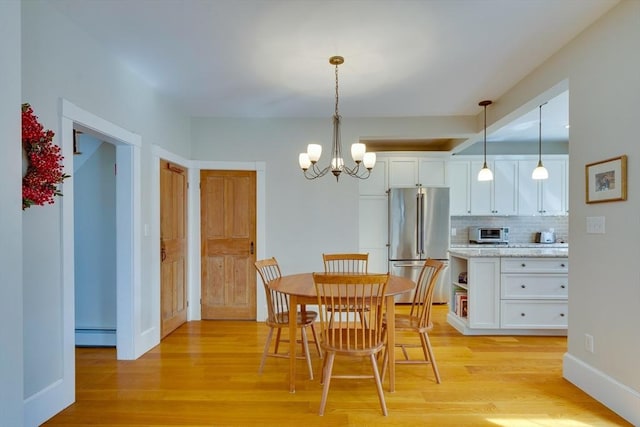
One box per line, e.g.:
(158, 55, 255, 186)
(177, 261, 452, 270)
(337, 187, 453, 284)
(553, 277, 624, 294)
(563, 352, 640, 426)
(75, 328, 116, 347)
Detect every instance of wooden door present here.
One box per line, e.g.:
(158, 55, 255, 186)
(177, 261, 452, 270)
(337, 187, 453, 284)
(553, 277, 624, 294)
(200, 170, 256, 319)
(160, 160, 188, 338)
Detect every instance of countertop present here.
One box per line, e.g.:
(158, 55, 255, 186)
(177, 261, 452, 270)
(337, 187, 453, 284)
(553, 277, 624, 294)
(449, 243, 568, 258)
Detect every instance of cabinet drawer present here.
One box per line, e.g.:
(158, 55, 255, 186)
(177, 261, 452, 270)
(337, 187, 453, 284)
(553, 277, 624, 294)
(501, 258, 568, 273)
(501, 274, 568, 299)
(501, 301, 568, 329)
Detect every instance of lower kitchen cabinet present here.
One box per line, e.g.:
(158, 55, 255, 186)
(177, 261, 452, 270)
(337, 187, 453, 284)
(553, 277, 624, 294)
(448, 253, 568, 335)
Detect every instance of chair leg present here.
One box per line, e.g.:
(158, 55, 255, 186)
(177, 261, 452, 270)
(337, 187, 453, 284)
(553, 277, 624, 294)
(369, 353, 388, 416)
(380, 343, 389, 383)
(259, 327, 275, 374)
(310, 322, 322, 358)
(420, 332, 441, 383)
(274, 328, 282, 354)
(318, 352, 335, 416)
(301, 327, 314, 380)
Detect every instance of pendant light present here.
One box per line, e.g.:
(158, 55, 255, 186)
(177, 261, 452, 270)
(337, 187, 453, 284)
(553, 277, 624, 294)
(532, 102, 549, 180)
(477, 100, 493, 181)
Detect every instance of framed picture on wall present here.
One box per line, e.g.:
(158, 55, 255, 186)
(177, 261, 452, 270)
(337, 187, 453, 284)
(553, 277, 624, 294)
(585, 155, 627, 203)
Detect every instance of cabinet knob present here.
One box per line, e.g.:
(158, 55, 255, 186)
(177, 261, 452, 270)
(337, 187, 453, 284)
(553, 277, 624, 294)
(561, 263, 566, 267)
(521, 263, 526, 267)
(561, 285, 566, 289)
(520, 313, 526, 317)
(521, 284, 526, 288)
(560, 313, 565, 317)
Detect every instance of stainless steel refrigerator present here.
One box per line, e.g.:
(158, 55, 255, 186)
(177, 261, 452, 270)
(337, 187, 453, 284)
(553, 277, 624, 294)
(388, 187, 451, 303)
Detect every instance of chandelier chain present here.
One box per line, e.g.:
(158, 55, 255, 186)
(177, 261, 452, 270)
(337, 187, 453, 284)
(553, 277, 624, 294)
(334, 62, 340, 117)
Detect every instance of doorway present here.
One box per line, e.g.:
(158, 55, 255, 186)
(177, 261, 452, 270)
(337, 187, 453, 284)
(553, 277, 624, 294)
(73, 133, 117, 346)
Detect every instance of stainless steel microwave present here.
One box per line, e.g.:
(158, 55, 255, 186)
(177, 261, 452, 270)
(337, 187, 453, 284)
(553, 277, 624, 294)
(469, 226, 509, 244)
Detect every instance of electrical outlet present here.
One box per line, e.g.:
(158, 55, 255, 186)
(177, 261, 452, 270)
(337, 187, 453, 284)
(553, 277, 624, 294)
(584, 334, 594, 353)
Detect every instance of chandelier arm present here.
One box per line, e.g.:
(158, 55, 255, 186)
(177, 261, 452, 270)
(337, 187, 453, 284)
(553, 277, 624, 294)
(344, 164, 372, 179)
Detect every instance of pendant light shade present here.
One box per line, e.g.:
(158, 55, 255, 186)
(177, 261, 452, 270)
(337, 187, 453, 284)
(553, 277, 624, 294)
(477, 100, 493, 181)
(532, 102, 549, 180)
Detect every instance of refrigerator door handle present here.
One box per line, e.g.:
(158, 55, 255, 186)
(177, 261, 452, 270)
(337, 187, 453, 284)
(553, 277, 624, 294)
(415, 192, 421, 257)
(418, 192, 425, 255)
(392, 263, 425, 268)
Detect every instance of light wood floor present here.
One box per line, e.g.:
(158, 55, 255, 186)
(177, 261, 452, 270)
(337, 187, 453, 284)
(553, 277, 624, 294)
(45, 305, 630, 426)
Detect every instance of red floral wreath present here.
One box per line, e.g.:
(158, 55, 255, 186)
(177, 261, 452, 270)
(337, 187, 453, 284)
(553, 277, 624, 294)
(22, 103, 69, 210)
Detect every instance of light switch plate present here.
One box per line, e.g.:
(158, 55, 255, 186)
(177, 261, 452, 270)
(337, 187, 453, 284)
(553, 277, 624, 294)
(586, 216, 605, 234)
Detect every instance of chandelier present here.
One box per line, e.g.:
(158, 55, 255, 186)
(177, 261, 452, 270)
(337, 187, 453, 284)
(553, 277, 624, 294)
(298, 56, 376, 181)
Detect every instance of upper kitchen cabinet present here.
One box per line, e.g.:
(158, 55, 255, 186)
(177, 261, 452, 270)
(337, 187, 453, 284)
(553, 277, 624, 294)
(517, 157, 568, 215)
(449, 160, 471, 215)
(387, 155, 449, 188)
(358, 158, 387, 196)
(450, 157, 518, 216)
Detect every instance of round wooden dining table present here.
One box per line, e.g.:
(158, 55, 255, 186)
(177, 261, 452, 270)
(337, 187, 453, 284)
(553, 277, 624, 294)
(268, 272, 415, 393)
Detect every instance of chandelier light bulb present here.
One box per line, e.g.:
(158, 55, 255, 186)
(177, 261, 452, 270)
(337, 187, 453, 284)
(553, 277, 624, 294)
(307, 144, 322, 163)
(299, 153, 311, 170)
(331, 157, 344, 170)
(363, 152, 376, 169)
(351, 143, 366, 162)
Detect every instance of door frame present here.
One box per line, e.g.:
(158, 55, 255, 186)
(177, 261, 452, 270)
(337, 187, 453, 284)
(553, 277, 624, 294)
(29, 99, 144, 427)
(189, 160, 267, 321)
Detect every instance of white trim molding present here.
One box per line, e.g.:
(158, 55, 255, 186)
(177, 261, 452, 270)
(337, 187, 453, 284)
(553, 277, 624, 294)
(563, 353, 640, 425)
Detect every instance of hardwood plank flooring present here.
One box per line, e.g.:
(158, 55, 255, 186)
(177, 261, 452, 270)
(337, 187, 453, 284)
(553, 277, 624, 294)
(44, 305, 630, 426)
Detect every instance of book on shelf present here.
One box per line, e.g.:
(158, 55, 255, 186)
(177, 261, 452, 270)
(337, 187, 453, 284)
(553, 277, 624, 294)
(453, 290, 467, 317)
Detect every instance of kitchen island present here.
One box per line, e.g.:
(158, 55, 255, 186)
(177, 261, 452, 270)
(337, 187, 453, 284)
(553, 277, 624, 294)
(448, 246, 568, 335)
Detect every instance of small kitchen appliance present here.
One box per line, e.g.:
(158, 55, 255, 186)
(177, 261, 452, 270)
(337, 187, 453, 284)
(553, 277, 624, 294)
(535, 230, 556, 243)
(469, 226, 509, 244)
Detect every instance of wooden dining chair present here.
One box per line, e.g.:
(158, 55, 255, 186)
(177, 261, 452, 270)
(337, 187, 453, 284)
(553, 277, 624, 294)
(313, 273, 390, 416)
(322, 253, 369, 274)
(381, 258, 445, 384)
(254, 257, 321, 380)
(322, 253, 369, 327)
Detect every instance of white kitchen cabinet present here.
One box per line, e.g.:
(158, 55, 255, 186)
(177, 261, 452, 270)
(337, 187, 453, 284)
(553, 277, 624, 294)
(454, 158, 517, 215)
(448, 255, 500, 330)
(387, 156, 448, 188)
(500, 257, 568, 329)
(517, 157, 568, 215)
(449, 161, 471, 215)
(418, 158, 448, 187)
(448, 252, 568, 335)
(358, 196, 388, 273)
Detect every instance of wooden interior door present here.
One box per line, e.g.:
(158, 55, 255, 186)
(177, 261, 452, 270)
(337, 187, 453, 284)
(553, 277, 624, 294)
(160, 160, 188, 338)
(200, 170, 256, 320)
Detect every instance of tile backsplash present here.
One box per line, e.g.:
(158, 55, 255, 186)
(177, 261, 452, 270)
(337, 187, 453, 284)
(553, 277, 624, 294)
(451, 216, 568, 245)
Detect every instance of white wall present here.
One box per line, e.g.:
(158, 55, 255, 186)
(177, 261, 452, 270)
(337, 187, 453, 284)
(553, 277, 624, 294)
(475, 1, 640, 423)
(190, 116, 476, 273)
(20, 1, 190, 424)
(0, 1, 24, 425)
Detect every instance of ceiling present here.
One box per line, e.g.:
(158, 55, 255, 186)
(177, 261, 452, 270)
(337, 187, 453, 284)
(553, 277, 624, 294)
(50, 0, 617, 146)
